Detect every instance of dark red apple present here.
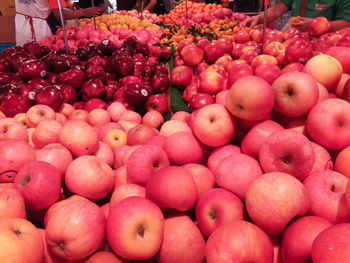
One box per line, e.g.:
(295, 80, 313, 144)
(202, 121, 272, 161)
(57, 84, 78, 104)
(151, 73, 170, 93)
(23, 41, 42, 58)
(34, 85, 64, 111)
(84, 98, 108, 112)
(171, 65, 193, 89)
(114, 55, 134, 77)
(18, 60, 47, 79)
(145, 93, 169, 114)
(81, 78, 107, 101)
(285, 39, 313, 64)
(183, 83, 198, 103)
(123, 82, 153, 107)
(188, 93, 214, 110)
(1, 94, 30, 116)
(98, 39, 117, 56)
(85, 65, 107, 82)
(58, 68, 85, 88)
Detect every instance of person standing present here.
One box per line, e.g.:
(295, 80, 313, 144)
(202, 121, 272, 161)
(15, 0, 101, 46)
(117, 0, 136, 10)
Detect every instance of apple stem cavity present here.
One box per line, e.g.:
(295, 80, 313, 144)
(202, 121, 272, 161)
(21, 175, 31, 187)
(58, 241, 66, 250)
(209, 210, 218, 220)
(137, 226, 145, 238)
(13, 229, 21, 236)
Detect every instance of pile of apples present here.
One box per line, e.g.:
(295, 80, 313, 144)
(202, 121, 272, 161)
(170, 18, 350, 111)
(0, 36, 171, 118)
(113, 9, 160, 24)
(39, 24, 161, 51)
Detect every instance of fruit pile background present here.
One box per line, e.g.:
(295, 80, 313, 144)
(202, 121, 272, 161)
(1, 2, 350, 262)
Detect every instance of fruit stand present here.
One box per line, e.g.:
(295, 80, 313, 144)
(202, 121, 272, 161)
(1, 0, 350, 262)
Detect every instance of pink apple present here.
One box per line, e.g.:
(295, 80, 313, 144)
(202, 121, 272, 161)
(0, 139, 35, 183)
(142, 110, 164, 129)
(59, 120, 99, 157)
(93, 141, 114, 167)
(119, 110, 142, 124)
(198, 70, 224, 95)
(127, 123, 157, 146)
(246, 172, 309, 235)
(182, 163, 215, 198)
(332, 73, 350, 97)
(45, 199, 106, 260)
(0, 218, 44, 263)
(159, 119, 192, 137)
(241, 120, 284, 160)
(113, 145, 131, 170)
(170, 111, 191, 123)
(307, 98, 350, 150)
(163, 131, 203, 165)
(207, 144, 241, 173)
(126, 145, 170, 186)
(310, 142, 333, 174)
(107, 196, 164, 261)
(69, 109, 89, 121)
(272, 72, 319, 117)
(87, 109, 111, 126)
(0, 118, 28, 141)
(110, 184, 146, 207)
(312, 223, 350, 263)
(259, 129, 314, 181)
(195, 188, 245, 237)
(25, 104, 56, 128)
(85, 251, 125, 263)
(303, 170, 350, 224)
(0, 187, 26, 219)
(326, 46, 350, 74)
(146, 166, 198, 211)
(156, 215, 205, 263)
(14, 161, 61, 210)
(192, 103, 235, 147)
(215, 153, 263, 200)
(206, 220, 274, 263)
(171, 65, 193, 89)
(114, 166, 128, 189)
(303, 54, 343, 91)
(226, 76, 274, 121)
(281, 216, 332, 263)
(65, 155, 114, 200)
(32, 119, 62, 149)
(254, 64, 282, 85)
(181, 44, 204, 67)
(107, 102, 126, 122)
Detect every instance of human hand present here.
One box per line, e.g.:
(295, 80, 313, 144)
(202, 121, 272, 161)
(290, 16, 313, 32)
(84, 6, 103, 17)
(242, 15, 262, 28)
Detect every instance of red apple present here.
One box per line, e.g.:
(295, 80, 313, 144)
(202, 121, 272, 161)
(181, 44, 204, 67)
(107, 196, 164, 261)
(0, 187, 26, 219)
(308, 17, 330, 37)
(171, 65, 193, 89)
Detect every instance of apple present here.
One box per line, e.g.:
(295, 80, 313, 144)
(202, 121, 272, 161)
(65, 155, 114, 200)
(156, 215, 205, 263)
(0, 218, 44, 263)
(59, 120, 99, 157)
(107, 196, 164, 261)
(326, 46, 350, 74)
(307, 98, 350, 150)
(250, 54, 278, 69)
(303, 170, 350, 224)
(285, 39, 313, 64)
(146, 166, 198, 211)
(254, 64, 282, 85)
(93, 141, 114, 167)
(163, 131, 203, 165)
(32, 119, 62, 149)
(308, 17, 330, 37)
(281, 216, 332, 263)
(181, 44, 204, 67)
(142, 110, 164, 129)
(198, 70, 224, 95)
(145, 94, 169, 115)
(246, 172, 309, 235)
(207, 144, 241, 173)
(263, 41, 286, 65)
(335, 145, 350, 178)
(195, 188, 245, 237)
(35, 143, 73, 178)
(216, 38, 233, 54)
(204, 42, 225, 63)
(234, 30, 250, 44)
(182, 163, 215, 198)
(282, 62, 304, 74)
(226, 76, 274, 121)
(0, 118, 28, 141)
(0, 139, 35, 183)
(14, 161, 61, 210)
(159, 119, 192, 137)
(188, 93, 215, 110)
(126, 123, 156, 146)
(69, 109, 89, 121)
(333, 73, 350, 98)
(25, 104, 56, 128)
(97, 122, 125, 141)
(171, 65, 193, 89)
(85, 251, 125, 263)
(107, 102, 126, 122)
(119, 110, 142, 124)
(310, 141, 333, 174)
(272, 72, 319, 117)
(45, 199, 106, 260)
(126, 145, 170, 186)
(170, 111, 191, 123)
(206, 220, 274, 263)
(303, 54, 343, 91)
(215, 153, 263, 200)
(110, 184, 146, 207)
(259, 129, 315, 181)
(312, 223, 350, 262)
(192, 103, 235, 147)
(0, 187, 26, 219)
(87, 109, 111, 126)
